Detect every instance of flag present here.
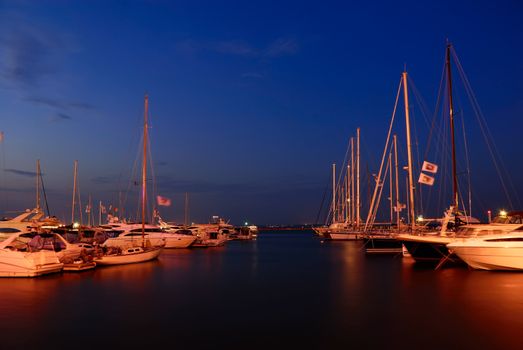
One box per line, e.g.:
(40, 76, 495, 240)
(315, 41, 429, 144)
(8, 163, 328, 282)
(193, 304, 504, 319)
(0, 131, 4, 143)
(394, 203, 406, 212)
(418, 173, 435, 186)
(422, 161, 438, 174)
(85, 204, 91, 213)
(157, 195, 171, 206)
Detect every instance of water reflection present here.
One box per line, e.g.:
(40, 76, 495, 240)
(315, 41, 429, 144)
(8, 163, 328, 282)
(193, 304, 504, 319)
(1, 233, 523, 349)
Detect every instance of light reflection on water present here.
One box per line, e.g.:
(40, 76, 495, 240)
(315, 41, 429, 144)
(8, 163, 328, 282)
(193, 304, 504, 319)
(0, 232, 523, 349)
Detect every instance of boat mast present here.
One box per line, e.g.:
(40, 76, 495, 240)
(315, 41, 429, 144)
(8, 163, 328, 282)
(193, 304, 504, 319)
(36, 159, 41, 211)
(71, 160, 78, 224)
(388, 155, 393, 224)
(393, 135, 400, 231)
(184, 192, 189, 226)
(356, 128, 360, 229)
(346, 165, 350, 223)
(332, 163, 336, 224)
(446, 44, 459, 213)
(350, 137, 355, 225)
(142, 94, 149, 247)
(402, 72, 416, 231)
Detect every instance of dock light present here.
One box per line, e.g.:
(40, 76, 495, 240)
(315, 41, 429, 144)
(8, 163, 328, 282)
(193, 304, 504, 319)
(244, 222, 248, 226)
(416, 215, 424, 222)
(499, 210, 508, 218)
(73, 222, 80, 229)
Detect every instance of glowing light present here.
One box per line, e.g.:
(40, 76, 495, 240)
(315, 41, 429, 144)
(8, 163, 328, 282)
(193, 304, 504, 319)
(73, 222, 80, 229)
(499, 210, 508, 218)
(244, 222, 248, 226)
(416, 215, 424, 222)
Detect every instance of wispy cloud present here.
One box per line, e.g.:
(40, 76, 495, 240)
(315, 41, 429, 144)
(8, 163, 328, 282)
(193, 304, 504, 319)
(4, 169, 38, 178)
(263, 38, 299, 57)
(50, 113, 72, 122)
(0, 15, 79, 88)
(176, 37, 299, 59)
(211, 40, 257, 56)
(25, 96, 95, 110)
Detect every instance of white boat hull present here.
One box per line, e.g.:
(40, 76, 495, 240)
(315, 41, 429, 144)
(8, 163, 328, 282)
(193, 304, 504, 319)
(326, 232, 362, 240)
(162, 235, 196, 248)
(94, 246, 163, 266)
(0, 249, 63, 277)
(448, 245, 523, 270)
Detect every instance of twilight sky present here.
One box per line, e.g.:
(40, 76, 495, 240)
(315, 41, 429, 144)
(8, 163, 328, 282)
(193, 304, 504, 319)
(0, 0, 522, 225)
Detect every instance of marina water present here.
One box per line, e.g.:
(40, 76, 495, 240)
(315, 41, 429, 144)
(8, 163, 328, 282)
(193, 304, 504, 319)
(1, 230, 522, 349)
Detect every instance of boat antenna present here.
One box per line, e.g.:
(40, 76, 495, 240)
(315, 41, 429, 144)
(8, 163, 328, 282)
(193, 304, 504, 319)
(446, 43, 459, 214)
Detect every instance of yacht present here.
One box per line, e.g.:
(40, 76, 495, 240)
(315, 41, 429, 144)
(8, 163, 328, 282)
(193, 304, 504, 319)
(0, 208, 62, 234)
(0, 231, 64, 277)
(446, 216, 523, 270)
(101, 222, 195, 248)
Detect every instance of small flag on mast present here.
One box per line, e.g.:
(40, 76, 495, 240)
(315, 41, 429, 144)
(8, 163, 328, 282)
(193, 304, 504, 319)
(418, 173, 435, 186)
(422, 161, 438, 174)
(157, 195, 171, 206)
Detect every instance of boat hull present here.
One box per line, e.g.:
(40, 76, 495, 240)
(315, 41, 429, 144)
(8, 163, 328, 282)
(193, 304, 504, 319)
(95, 246, 163, 266)
(325, 231, 362, 240)
(364, 235, 403, 254)
(0, 250, 63, 277)
(163, 235, 196, 248)
(396, 234, 464, 266)
(448, 245, 523, 270)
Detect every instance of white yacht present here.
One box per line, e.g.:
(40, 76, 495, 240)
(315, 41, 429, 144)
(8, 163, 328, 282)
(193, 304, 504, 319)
(447, 227, 523, 270)
(0, 208, 62, 233)
(0, 231, 64, 277)
(101, 222, 195, 248)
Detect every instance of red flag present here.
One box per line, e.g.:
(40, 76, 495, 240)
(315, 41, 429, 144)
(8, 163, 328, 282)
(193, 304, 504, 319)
(157, 195, 171, 206)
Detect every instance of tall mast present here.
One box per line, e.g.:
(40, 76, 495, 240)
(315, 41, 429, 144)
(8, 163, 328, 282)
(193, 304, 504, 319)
(388, 155, 393, 224)
(346, 165, 350, 223)
(402, 72, 416, 230)
(350, 137, 355, 225)
(446, 44, 459, 213)
(331, 163, 336, 224)
(71, 160, 78, 224)
(184, 192, 189, 226)
(142, 94, 149, 246)
(36, 159, 41, 211)
(356, 128, 360, 228)
(393, 135, 400, 231)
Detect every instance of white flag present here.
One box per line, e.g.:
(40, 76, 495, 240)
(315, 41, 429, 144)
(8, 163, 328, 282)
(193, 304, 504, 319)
(418, 173, 435, 186)
(422, 161, 438, 174)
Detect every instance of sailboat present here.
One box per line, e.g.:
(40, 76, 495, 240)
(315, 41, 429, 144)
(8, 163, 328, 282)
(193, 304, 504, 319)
(395, 43, 501, 268)
(317, 128, 364, 241)
(94, 94, 164, 266)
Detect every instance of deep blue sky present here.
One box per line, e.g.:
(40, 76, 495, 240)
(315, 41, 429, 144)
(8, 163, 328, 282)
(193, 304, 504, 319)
(1, 0, 522, 225)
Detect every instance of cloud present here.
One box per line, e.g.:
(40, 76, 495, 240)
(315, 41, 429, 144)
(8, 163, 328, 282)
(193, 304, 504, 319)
(263, 38, 299, 57)
(4, 169, 38, 178)
(25, 96, 95, 110)
(211, 40, 257, 56)
(0, 17, 78, 88)
(176, 37, 298, 59)
(50, 113, 72, 122)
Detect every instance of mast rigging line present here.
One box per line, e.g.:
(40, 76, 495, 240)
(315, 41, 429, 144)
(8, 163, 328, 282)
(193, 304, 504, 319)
(451, 47, 519, 210)
(365, 77, 402, 231)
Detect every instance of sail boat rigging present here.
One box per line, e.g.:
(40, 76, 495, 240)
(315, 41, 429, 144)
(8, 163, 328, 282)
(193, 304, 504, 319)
(94, 94, 164, 265)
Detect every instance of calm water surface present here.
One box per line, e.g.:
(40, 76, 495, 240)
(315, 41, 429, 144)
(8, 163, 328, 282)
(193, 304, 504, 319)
(1, 230, 523, 349)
